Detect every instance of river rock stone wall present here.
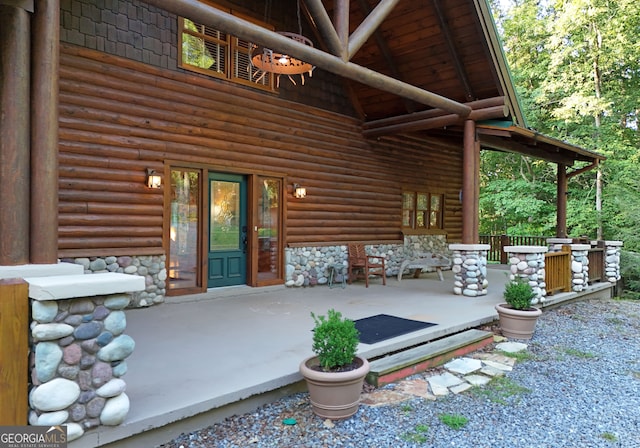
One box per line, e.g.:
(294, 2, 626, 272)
(61, 255, 167, 307)
(504, 246, 547, 305)
(570, 245, 590, 292)
(448, 244, 489, 297)
(604, 241, 623, 282)
(29, 294, 134, 442)
(285, 235, 449, 287)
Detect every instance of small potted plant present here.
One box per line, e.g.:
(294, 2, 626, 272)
(299, 309, 370, 419)
(495, 277, 542, 340)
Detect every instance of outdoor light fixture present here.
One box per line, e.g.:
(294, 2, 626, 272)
(293, 183, 306, 199)
(250, 0, 314, 86)
(146, 168, 162, 189)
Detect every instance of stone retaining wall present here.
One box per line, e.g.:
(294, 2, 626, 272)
(29, 293, 135, 442)
(285, 235, 450, 287)
(61, 255, 167, 307)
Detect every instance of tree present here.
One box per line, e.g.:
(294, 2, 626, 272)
(483, 0, 640, 249)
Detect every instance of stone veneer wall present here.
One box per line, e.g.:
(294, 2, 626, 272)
(285, 235, 450, 287)
(29, 293, 135, 442)
(504, 246, 547, 304)
(61, 255, 167, 307)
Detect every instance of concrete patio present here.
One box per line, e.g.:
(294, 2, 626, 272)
(69, 266, 614, 448)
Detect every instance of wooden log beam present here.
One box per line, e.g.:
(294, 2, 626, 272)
(364, 105, 508, 137)
(303, 0, 343, 58)
(432, 0, 474, 100)
(348, 0, 401, 60)
(363, 97, 505, 134)
(556, 164, 567, 238)
(0, 5, 30, 265)
(144, 0, 472, 117)
(30, 0, 59, 263)
(462, 120, 478, 244)
(333, 0, 349, 60)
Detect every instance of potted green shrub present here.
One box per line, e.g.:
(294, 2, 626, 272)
(299, 309, 370, 419)
(495, 277, 542, 340)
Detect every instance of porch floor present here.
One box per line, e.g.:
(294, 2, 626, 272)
(70, 266, 614, 448)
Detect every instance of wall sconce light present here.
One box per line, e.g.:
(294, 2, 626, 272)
(146, 168, 162, 189)
(293, 183, 306, 199)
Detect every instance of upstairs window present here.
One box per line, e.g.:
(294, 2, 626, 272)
(178, 11, 275, 91)
(402, 191, 444, 231)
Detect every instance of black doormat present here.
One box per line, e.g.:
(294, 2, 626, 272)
(354, 314, 437, 345)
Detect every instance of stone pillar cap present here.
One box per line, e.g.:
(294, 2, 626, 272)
(570, 244, 591, 251)
(504, 245, 548, 253)
(603, 240, 623, 246)
(448, 244, 490, 251)
(546, 238, 573, 244)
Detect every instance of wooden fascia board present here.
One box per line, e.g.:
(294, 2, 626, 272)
(148, 0, 472, 116)
(479, 135, 577, 165)
(472, 0, 527, 127)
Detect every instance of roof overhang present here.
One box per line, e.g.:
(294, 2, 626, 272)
(477, 122, 605, 167)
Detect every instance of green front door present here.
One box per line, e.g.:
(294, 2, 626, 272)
(208, 173, 247, 287)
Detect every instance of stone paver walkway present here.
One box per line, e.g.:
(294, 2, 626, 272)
(361, 340, 528, 407)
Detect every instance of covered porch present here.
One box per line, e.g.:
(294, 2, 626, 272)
(72, 266, 614, 448)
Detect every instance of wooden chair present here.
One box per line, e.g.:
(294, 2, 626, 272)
(347, 243, 386, 287)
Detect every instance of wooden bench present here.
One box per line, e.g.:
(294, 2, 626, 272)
(397, 252, 451, 282)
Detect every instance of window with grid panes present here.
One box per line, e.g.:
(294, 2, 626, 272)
(402, 191, 444, 230)
(179, 11, 275, 91)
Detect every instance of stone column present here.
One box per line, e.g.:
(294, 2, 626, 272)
(603, 240, 623, 282)
(449, 244, 489, 296)
(503, 246, 547, 305)
(570, 244, 590, 292)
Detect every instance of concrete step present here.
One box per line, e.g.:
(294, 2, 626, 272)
(365, 329, 495, 387)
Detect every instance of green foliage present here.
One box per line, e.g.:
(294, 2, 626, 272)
(482, 0, 640, 247)
(620, 251, 640, 299)
(599, 432, 618, 442)
(310, 309, 360, 371)
(503, 277, 536, 310)
(401, 424, 429, 443)
(438, 413, 468, 430)
(470, 376, 532, 405)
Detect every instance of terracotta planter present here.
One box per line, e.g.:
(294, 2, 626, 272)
(299, 355, 370, 419)
(495, 303, 542, 340)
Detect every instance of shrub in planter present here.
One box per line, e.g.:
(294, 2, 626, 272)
(495, 278, 541, 340)
(299, 309, 369, 419)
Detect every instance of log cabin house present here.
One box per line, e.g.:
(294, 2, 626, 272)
(0, 0, 604, 304)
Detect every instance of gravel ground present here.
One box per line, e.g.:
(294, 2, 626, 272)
(160, 298, 640, 448)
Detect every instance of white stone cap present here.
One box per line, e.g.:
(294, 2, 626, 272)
(448, 244, 490, 251)
(546, 238, 572, 244)
(25, 273, 145, 301)
(504, 246, 548, 253)
(570, 244, 591, 251)
(0, 262, 83, 280)
(603, 240, 623, 246)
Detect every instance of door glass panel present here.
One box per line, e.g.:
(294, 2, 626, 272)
(258, 177, 280, 280)
(210, 181, 240, 251)
(169, 169, 200, 290)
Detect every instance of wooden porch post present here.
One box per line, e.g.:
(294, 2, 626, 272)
(556, 163, 567, 238)
(30, 0, 59, 263)
(462, 119, 479, 244)
(0, 279, 29, 425)
(0, 2, 32, 265)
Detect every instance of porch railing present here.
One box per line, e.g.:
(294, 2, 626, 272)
(587, 243, 605, 283)
(544, 245, 572, 295)
(479, 234, 550, 263)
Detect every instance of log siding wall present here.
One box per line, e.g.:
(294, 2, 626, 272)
(58, 43, 464, 257)
(57, 0, 465, 259)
